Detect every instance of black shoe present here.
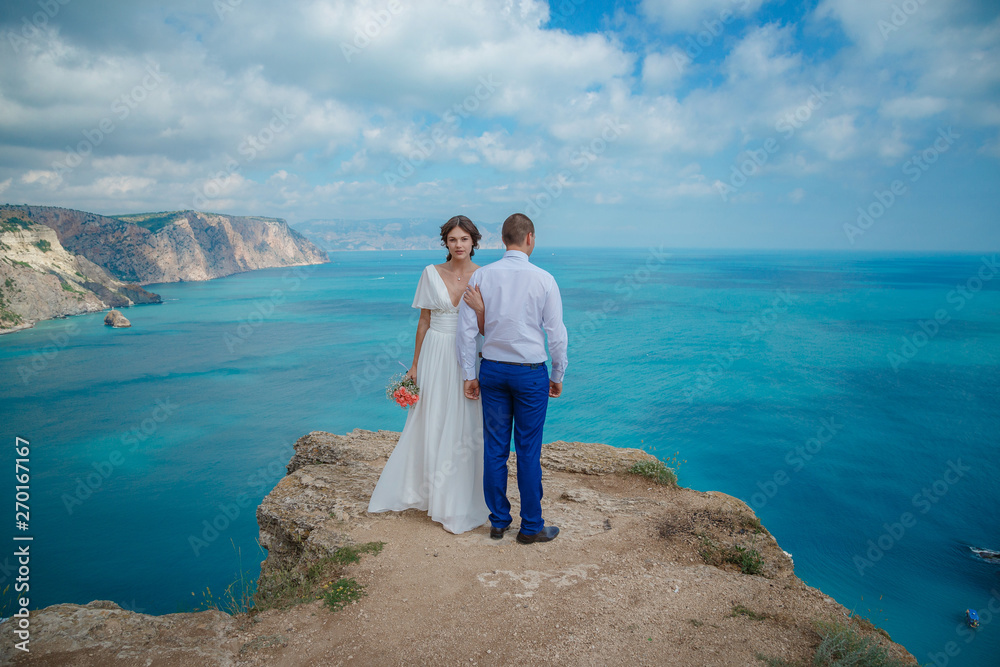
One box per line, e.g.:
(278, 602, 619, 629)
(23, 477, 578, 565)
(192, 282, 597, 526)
(516, 525, 559, 544)
(490, 524, 511, 540)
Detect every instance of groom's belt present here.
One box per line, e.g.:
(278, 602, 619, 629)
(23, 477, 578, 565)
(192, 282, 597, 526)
(483, 358, 546, 370)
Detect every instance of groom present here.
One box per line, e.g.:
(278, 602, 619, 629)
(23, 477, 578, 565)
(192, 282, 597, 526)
(457, 213, 568, 544)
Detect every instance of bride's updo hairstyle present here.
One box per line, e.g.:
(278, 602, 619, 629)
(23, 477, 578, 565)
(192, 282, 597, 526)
(440, 215, 482, 261)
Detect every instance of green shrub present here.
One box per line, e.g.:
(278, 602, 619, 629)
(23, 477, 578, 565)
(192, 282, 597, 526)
(0, 217, 31, 233)
(732, 604, 768, 621)
(114, 211, 181, 234)
(253, 541, 385, 614)
(321, 577, 364, 611)
(756, 654, 804, 667)
(327, 541, 384, 567)
(812, 621, 911, 667)
(191, 541, 257, 616)
(0, 584, 16, 619)
(698, 533, 766, 576)
(730, 544, 765, 576)
(34, 239, 51, 252)
(628, 459, 677, 487)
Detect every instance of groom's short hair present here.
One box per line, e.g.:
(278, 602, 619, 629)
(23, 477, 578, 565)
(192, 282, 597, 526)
(502, 213, 534, 246)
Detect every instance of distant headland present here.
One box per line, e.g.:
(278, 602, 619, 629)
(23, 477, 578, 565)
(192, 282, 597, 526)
(0, 205, 329, 334)
(292, 217, 504, 252)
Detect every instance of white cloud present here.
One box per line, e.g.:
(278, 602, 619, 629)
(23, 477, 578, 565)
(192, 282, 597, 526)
(471, 132, 538, 171)
(814, 0, 1000, 127)
(339, 151, 368, 174)
(979, 132, 1000, 159)
(593, 192, 623, 204)
(877, 126, 910, 160)
(642, 50, 686, 89)
(802, 114, 859, 160)
(879, 96, 948, 119)
(723, 23, 800, 82)
(814, 0, 955, 56)
(93, 175, 155, 196)
(20, 170, 60, 187)
(662, 180, 716, 197)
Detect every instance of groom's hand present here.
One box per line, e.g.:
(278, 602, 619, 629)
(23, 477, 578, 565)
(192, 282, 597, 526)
(464, 379, 480, 400)
(549, 381, 562, 398)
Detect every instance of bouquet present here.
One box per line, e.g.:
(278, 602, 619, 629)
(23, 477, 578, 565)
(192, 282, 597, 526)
(386, 370, 420, 409)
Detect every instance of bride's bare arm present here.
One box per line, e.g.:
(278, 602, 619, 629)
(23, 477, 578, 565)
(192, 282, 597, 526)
(463, 284, 486, 336)
(408, 309, 431, 380)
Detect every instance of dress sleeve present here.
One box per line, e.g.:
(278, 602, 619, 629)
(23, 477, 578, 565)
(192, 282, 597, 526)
(411, 266, 438, 310)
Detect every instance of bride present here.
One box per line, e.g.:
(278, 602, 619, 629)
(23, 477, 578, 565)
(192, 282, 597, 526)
(367, 215, 490, 534)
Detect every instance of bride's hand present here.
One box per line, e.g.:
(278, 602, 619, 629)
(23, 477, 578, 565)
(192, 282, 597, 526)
(405, 366, 416, 382)
(463, 284, 484, 314)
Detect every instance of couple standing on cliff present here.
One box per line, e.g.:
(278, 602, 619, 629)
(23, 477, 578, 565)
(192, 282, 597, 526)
(368, 213, 568, 544)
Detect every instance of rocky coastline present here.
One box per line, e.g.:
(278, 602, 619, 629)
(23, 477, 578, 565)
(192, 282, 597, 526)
(0, 430, 916, 666)
(0, 205, 328, 334)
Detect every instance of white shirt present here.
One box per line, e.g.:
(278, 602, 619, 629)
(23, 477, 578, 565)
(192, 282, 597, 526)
(457, 250, 568, 383)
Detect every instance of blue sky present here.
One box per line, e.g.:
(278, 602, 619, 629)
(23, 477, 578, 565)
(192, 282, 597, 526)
(1, 0, 998, 250)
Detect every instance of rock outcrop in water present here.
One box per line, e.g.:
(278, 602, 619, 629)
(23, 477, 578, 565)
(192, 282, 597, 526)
(0, 430, 917, 665)
(103, 309, 131, 328)
(0, 205, 329, 334)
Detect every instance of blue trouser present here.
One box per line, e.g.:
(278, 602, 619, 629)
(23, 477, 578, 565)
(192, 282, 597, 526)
(479, 359, 549, 535)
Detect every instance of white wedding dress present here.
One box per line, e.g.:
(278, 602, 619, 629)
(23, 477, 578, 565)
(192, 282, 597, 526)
(367, 265, 490, 534)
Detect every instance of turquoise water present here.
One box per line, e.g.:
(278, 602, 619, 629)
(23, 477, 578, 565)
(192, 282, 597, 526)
(1, 249, 998, 664)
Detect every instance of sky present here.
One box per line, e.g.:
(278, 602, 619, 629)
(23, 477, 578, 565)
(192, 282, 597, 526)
(0, 0, 998, 250)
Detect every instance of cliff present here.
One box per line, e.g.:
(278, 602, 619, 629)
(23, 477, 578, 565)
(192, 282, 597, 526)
(0, 430, 917, 666)
(2, 205, 329, 284)
(0, 215, 159, 333)
(0, 205, 329, 333)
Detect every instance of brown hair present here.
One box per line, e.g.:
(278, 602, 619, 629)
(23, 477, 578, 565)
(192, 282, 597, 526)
(440, 215, 481, 261)
(501, 213, 534, 246)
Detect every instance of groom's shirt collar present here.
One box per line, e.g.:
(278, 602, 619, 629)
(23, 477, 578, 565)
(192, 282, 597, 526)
(503, 249, 529, 262)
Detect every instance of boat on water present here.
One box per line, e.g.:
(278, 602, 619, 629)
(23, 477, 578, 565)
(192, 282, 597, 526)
(970, 547, 1000, 561)
(967, 609, 980, 629)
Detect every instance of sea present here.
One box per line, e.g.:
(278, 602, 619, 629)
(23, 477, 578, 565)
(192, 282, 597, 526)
(1, 249, 998, 665)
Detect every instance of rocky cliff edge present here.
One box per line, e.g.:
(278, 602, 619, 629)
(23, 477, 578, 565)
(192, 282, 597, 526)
(0, 430, 917, 666)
